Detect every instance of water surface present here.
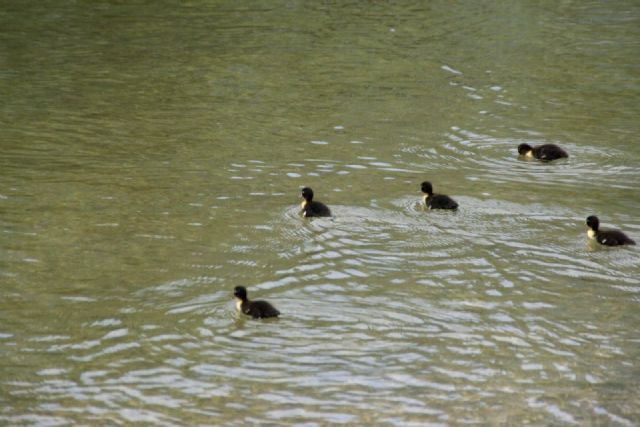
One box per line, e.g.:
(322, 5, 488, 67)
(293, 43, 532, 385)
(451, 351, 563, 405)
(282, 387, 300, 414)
(1, 1, 640, 425)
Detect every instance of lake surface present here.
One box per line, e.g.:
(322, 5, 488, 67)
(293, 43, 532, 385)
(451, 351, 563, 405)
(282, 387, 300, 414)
(1, 1, 640, 425)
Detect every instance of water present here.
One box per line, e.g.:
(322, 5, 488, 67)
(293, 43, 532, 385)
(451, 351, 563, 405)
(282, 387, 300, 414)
(1, 1, 639, 425)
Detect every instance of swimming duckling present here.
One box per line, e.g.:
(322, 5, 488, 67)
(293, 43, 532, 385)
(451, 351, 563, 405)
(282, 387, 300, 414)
(421, 181, 458, 210)
(586, 216, 635, 246)
(517, 143, 568, 161)
(233, 286, 280, 319)
(300, 187, 331, 217)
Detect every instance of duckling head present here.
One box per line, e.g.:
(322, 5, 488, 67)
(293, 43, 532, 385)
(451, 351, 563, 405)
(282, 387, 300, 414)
(233, 286, 248, 301)
(301, 187, 314, 202)
(517, 143, 533, 156)
(586, 215, 600, 232)
(420, 181, 433, 196)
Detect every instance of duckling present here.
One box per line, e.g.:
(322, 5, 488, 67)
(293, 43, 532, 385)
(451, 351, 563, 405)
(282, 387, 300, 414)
(518, 143, 568, 161)
(586, 216, 635, 246)
(300, 187, 331, 217)
(233, 286, 280, 319)
(421, 181, 458, 210)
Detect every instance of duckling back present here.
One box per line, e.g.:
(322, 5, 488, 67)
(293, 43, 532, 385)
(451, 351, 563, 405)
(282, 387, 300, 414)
(303, 201, 331, 217)
(243, 300, 280, 318)
(425, 194, 458, 210)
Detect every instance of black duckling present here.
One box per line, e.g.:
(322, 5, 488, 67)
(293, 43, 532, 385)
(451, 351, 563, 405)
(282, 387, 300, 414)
(300, 187, 331, 217)
(233, 286, 280, 319)
(421, 181, 458, 210)
(518, 143, 568, 161)
(586, 216, 635, 246)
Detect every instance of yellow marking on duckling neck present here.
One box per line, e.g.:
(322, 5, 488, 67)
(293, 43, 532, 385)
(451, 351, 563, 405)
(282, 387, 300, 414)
(300, 200, 308, 210)
(587, 229, 597, 239)
(525, 150, 534, 158)
(235, 299, 244, 312)
(422, 194, 430, 204)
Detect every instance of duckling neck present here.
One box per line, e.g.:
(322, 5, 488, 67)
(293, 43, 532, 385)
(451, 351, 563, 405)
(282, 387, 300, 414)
(235, 298, 248, 312)
(587, 229, 597, 239)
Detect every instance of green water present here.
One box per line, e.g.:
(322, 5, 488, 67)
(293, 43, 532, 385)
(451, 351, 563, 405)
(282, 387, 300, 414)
(1, 1, 639, 425)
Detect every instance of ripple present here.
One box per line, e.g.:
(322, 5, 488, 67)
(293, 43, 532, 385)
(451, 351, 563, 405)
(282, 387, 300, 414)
(437, 128, 640, 191)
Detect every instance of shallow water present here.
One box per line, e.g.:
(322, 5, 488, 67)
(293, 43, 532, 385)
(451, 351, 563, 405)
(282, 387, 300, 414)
(1, 1, 640, 425)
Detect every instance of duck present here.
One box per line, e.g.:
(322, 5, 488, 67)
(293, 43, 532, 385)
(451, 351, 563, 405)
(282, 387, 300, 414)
(421, 181, 458, 210)
(517, 143, 568, 161)
(233, 286, 280, 319)
(586, 216, 635, 246)
(300, 187, 331, 217)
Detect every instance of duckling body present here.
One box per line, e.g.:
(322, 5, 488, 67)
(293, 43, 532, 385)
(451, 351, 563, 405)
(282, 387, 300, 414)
(586, 216, 635, 246)
(518, 143, 568, 161)
(300, 187, 331, 217)
(421, 181, 458, 210)
(233, 286, 280, 319)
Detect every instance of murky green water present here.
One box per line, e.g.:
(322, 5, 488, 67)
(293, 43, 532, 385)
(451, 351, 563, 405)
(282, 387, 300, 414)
(2, 1, 640, 425)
